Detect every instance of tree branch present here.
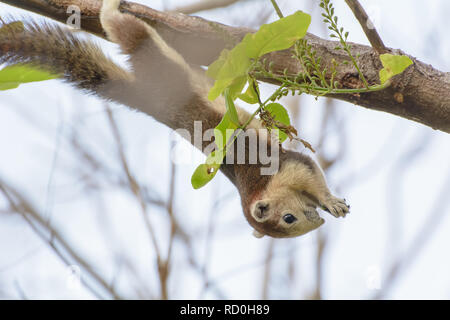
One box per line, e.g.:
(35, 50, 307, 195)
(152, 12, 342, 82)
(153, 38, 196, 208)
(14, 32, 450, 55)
(1, 0, 449, 133)
(344, 0, 388, 54)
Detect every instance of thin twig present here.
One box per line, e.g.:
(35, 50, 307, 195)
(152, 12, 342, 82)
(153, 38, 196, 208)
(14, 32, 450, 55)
(160, 141, 178, 300)
(105, 105, 168, 298)
(344, 0, 388, 54)
(0, 179, 122, 299)
(269, 0, 284, 18)
(309, 230, 327, 299)
(44, 106, 64, 243)
(0, 245, 43, 273)
(373, 171, 450, 299)
(261, 239, 275, 299)
(14, 279, 28, 300)
(198, 191, 236, 299)
(166, 147, 177, 261)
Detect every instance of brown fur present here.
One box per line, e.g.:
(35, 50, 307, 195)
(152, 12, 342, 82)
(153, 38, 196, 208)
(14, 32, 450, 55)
(103, 13, 149, 54)
(0, 0, 350, 238)
(0, 18, 130, 91)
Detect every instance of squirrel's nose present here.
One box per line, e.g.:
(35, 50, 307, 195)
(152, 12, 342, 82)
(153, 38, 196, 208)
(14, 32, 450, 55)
(255, 202, 269, 219)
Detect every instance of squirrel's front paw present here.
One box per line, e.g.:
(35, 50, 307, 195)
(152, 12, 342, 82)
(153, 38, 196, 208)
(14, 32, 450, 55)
(320, 195, 350, 218)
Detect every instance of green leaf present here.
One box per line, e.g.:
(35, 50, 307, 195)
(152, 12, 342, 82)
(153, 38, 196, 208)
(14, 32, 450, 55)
(191, 164, 211, 189)
(379, 54, 413, 85)
(215, 40, 251, 80)
(224, 88, 241, 126)
(191, 163, 217, 189)
(227, 76, 247, 100)
(0, 83, 20, 90)
(265, 103, 291, 142)
(238, 79, 260, 104)
(245, 11, 311, 59)
(207, 40, 252, 100)
(206, 149, 225, 165)
(0, 64, 60, 91)
(214, 112, 239, 151)
(207, 11, 311, 101)
(208, 78, 234, 101)
(192, 109, 238, 189)
(191, 150, 225, 189)
(195, 104, 243, 189)
(205, 49, 230, 80)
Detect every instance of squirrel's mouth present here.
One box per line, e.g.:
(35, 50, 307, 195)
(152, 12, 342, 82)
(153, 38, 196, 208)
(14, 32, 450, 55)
(304, 210, 324, 224)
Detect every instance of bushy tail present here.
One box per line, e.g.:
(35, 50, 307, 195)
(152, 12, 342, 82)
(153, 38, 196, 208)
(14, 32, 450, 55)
(0, 18, 129, 92)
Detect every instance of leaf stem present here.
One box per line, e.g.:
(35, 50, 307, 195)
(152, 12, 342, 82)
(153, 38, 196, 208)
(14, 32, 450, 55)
(321, 0, 370, 88)
(238, 83, 286, 137)
(269, 0, 284, 18)
(280, 77, 391, 94)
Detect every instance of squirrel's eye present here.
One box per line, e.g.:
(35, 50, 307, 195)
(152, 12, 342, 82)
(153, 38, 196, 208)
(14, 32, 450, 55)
(283, 214, 297, 224)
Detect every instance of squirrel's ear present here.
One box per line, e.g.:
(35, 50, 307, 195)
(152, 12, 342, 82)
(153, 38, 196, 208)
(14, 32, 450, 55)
(253, 230, 265, 239)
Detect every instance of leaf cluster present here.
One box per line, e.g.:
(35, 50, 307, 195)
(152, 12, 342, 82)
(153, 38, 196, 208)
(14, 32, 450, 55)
(191, 1, 413, 189)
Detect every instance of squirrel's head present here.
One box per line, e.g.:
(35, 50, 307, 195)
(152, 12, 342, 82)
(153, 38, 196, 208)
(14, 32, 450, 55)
(248, 188, 325, 238)
(238, 154, 325, 238)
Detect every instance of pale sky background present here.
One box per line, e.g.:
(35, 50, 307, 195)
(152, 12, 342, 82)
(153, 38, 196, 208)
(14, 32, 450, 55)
(0, 0, 449, 299)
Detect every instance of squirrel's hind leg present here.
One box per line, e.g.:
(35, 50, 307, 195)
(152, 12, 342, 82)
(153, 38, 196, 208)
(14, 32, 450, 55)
(100, 0, 150, 54)
(99, 0, 191, 73)
(98, 0, 197, 118)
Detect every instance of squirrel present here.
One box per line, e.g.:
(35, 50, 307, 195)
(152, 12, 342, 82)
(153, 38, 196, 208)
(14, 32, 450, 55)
(0, 0, 349, 238)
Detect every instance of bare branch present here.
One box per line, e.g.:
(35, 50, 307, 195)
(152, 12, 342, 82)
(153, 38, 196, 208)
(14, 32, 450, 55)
(344, 0, 388, 54)
(13, 279, 28, 300)
(198, 191, 236, 299)
(308, 230, 328, 300)
(269, 0, 283, 19)
(261, 239, 275, 299)
(159, 141, 178, 300)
